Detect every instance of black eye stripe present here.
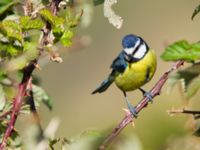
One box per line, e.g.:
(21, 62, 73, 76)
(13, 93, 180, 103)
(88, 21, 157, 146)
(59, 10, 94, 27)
(132, 39, 143, 56)
(123, 37, 150, 62)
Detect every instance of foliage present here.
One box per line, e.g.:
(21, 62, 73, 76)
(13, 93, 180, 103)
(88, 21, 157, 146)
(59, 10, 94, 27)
(160, 2, 200, 139)
(161, 40, 200, 62)
(161, 40, 200, 99)
(0, 0, 82, 148)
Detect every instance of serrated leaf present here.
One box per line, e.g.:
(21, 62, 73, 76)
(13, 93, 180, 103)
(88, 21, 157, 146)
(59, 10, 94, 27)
(0, 85, 6, 111)
(39, 9, 64, 27)
(161, 40, 200, 62)
(192, 4, 200, 20)
(0, 20, 22, 42)
(39, 9, 54, 25)
(20, 16, 44, 31)
(32, 85, 52, 110)
(60, 30, 73, 47)
(93, 0, 105, 6)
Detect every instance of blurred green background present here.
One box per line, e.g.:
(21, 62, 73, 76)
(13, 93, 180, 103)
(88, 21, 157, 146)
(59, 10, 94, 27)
(19, 0, 200, 149)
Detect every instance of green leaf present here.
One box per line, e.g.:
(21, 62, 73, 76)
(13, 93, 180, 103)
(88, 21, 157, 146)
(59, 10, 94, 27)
(187, 77, 200, 98)
(65, 9, 82, 28)
(93, 0, 105, 6)
(19, 16, 45, 31)
(39, 9, 64, 27)
(60, 30, 73, 47)
(192, 4, 200, 20)
(0, 85, 6, 111)
(0, 0, 16, 17)
(5, 42, 38, 71)
(167, 63, 200, 99)
(161, 40, 200, 62)
(32, 85, 52, 110)
(39, 9, 54, 24)
(6, 44, 22, 57)
(0, 20, 22, 42)
(53, 26, 64, 39)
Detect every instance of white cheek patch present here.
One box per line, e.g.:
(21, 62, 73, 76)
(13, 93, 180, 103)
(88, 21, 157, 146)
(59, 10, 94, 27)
(124, 47, 134, 55)
(133, 44, 147, 59)
(123, 40, 140, 55)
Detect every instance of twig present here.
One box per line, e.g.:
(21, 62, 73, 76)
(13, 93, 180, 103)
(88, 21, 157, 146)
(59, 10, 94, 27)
(98, 60, 184, 150)
(0, 111, 12, 121)
(168, 108, 200, 119)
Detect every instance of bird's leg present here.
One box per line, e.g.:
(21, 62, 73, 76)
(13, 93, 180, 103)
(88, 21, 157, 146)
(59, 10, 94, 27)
(123, 91, 138, 118)
(139, 88, 153, 103)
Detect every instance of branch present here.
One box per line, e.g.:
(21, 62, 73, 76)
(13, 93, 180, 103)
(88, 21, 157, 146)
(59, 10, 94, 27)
(0, 62, 35, 149)
(98, 60, 184, 150)
(168, 108, 200, 119)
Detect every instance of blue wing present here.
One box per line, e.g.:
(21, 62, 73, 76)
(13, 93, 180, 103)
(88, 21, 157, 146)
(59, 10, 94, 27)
(91, 52, 128, 94)
(111, 52, 127, 73)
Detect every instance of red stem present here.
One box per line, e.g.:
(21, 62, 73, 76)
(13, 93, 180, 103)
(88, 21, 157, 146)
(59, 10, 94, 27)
(98, 60, 184, 150)
(0, 63, 35, 149)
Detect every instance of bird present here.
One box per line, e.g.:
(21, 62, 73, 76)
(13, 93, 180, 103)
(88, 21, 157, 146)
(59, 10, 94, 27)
(92, 34, 157, 117)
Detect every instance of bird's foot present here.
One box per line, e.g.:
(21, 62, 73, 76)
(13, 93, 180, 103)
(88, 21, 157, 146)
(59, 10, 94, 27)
(144, 92, 153, 103)
(139, 88, 153, 103)
(127, 103, 138, 118)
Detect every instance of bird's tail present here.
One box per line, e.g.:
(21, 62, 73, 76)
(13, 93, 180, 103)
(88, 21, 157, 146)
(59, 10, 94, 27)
(92, 73, 115, 94)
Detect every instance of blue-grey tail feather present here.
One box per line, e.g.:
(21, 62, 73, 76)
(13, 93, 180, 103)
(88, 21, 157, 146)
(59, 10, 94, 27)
(92, 76, 114, 94)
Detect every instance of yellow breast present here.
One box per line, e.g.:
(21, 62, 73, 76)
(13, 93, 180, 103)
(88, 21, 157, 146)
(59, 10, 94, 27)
(114, 49, 157, 92)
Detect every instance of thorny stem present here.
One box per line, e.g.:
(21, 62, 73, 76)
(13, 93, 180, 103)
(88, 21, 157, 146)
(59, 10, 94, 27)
(98, 60, 184, 150)
(0, 62, 35, 149)
(0, 0, 62, 149)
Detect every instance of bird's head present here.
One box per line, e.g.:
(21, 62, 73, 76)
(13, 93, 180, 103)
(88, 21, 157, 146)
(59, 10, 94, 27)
(122, 34, 139, 48)
(122, 34, 149, 62)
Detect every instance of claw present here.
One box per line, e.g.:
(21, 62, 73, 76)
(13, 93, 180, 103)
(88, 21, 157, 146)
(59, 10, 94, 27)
(144, 92, 153, 103)
(139, 88, 153, 103)
(123, 91, 138, 118)
(128, 105, 138, 118)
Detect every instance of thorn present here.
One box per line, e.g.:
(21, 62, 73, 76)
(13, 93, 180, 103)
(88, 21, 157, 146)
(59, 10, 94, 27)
(167, 110, 175, 117)
(122, 108, 131, 115)
(131, 121, 135, 127)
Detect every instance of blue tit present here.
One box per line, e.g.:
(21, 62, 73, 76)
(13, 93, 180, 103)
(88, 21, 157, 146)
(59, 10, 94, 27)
(92, 34, 157, 117)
